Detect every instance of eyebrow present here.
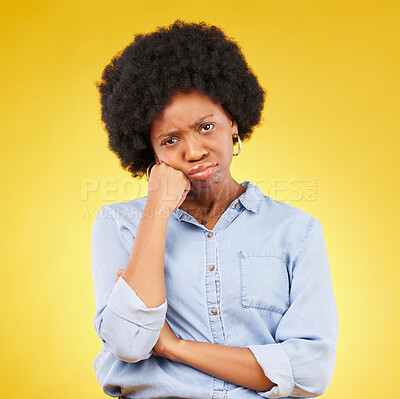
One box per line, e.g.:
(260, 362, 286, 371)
(157, 114, 215, 140)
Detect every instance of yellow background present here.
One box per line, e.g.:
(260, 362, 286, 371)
(1, 0, 399, 397)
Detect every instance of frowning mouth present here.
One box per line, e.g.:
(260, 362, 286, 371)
(188, 163, 218, 179)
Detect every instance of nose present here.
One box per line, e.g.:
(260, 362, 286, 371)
(183, 134, 208, 161)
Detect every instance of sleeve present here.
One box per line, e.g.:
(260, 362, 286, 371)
(91, 205, 168, 363)
(246, 217, 338, 398)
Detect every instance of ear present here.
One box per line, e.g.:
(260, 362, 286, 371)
(153, 154, 160, 164)
(149, 144, 160, 164)
(230, 121, 238, 138)
(231, 119, 238, 133)
(226, 111, 238, 134)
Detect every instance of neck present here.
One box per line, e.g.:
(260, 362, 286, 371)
(180, 177, 245, 218)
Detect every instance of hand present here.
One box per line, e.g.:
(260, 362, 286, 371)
(147, 160, 191, 212)
(116, 268, 123, 282)
(115, 269, 180, 359)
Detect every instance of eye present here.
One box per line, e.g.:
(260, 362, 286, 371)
(161, 137, 178, 146)
(200, 123, 214, 133)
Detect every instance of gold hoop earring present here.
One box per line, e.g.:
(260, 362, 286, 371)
(146, 161, 157, 179)
(233, 135, 242, 156)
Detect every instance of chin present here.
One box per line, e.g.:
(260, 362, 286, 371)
(191, 174, 221, 187)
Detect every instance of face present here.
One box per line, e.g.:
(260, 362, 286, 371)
(149, 89, 238, 192)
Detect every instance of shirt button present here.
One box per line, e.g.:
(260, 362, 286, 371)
(210, 307, 218, 315)
(207, 232, 213, 238)
(234, 202, 240, 208)
(209, 265, 215, 271)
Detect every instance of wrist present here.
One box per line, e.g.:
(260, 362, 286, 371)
(144, 200, 173, 219)
(164, 338, 185, 362)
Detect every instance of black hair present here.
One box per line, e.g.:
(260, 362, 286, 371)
(96, 19, 266, 179)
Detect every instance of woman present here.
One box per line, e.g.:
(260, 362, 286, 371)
(91, 20, 338, 399)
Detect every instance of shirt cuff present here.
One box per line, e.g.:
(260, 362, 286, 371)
(107, 276, 167, 331)
(246, 343, 294, 398)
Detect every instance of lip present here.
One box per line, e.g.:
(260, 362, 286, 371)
(188, 162, 218, 179)
(188, 162, 218, 175)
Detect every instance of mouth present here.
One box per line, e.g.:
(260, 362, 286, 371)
(188, 162, 218, 179)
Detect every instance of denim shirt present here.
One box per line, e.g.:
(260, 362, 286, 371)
(90, 180, 338, 399)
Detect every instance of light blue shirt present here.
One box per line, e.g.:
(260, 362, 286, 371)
(91, 180, 338, 398)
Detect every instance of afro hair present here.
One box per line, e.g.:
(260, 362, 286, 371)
(96, 19, 266, 179)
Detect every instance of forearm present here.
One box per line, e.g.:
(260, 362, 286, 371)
(166, 340, 276, 392)
(122, 200, 171, 308)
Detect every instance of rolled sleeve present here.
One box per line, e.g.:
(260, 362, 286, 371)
(247, 217, 338, 398)
(108, 275, 167, 331)
(247, 343, 294, 398)
(91, 205, 167, 363)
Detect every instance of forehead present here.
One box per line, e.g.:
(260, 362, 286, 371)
(150, 90, 226, 134)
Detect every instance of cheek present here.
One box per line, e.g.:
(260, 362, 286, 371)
(220, 136, 234, 157)
(160, 154, 184, 171)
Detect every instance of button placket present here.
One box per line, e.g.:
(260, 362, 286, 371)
(204, 230, 225, 393)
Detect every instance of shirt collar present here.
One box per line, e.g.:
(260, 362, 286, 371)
(171, 180, 264, 221)
(237, 180, 264, 213)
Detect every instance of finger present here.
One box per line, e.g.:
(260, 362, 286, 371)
(179, 187, 190, 207)
(174, 197, 182, 210)
(175, 193, 185, 210)
(175, 183, 191, 209)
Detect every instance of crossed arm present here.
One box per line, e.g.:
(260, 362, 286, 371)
(161, 325, 276, 392)
(116, 269, 276, 393)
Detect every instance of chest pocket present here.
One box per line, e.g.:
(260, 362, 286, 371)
(239, 248, 290, 314)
